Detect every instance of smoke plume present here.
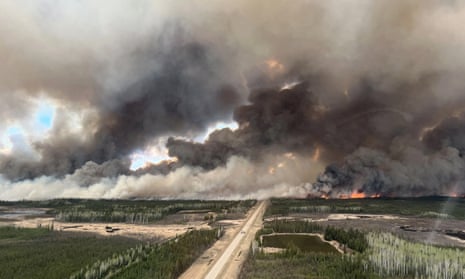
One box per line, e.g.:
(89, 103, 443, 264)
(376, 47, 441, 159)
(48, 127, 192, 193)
(1, 0, 465, 200)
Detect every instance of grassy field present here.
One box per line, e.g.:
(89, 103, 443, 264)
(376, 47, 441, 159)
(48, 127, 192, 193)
(262, 234, 338, 253)
(0, 227, 142, 279)
(267, 197, 465, 219)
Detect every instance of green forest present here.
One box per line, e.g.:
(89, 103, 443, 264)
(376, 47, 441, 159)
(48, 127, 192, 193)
(0, 227, 141, 279)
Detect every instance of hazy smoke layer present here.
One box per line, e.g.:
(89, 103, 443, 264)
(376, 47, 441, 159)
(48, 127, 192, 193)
(2, 0, 465, 199)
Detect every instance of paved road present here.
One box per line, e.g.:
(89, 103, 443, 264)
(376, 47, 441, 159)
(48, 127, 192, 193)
(204, 200, 267, 279)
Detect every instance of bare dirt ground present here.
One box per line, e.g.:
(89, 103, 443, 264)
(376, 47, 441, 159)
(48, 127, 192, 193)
(0, 208, 212, 242)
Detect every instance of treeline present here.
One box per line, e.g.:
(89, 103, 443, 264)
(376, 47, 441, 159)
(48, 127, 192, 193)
(112, 229, 218, 279)
(257, 220, 368, 253)
(70, 229, 218, 279)
(53, 200, 256, 224)
(266, 219, 324, 234)
(69, 244, 153, 279)
(240, 251, 380, 279)
(0, 227, 140, 279)
(255, 220, 323, 242)
(267, 198, 465, 219)
(367, 233, 465, 279)
(324, 226, 368, 253)
(56, 209, 165, 224)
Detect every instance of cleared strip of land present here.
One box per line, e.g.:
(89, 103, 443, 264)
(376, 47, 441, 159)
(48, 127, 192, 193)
(203, 200, 267, 279)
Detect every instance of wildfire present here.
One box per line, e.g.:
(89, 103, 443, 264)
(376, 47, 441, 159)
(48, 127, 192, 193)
(312, 147, 320, 161)
(265, 59, 284, 72)
(268, 167, 276, 174)
(338, 192, 364, 199)
(319, 190, 381, 200)
(350, 191, 366, 199)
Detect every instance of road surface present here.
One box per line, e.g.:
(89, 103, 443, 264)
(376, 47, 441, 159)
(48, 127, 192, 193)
(203, 200, 267, 279)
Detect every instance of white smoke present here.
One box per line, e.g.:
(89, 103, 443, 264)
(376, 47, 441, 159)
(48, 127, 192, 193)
(0, 155, 323, 200)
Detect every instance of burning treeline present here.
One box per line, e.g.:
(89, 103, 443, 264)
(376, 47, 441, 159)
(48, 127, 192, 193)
(1, 1, 465, 200)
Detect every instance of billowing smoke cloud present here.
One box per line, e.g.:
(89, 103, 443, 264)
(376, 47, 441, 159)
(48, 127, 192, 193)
(2, 0, 465, 200)
(0, 155, 322, 200)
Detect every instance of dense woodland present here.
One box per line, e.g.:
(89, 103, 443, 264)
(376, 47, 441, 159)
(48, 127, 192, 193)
(240, 250, 381, 279)
(111, 229, 218, 279)
(324, 226, 368, 253)
(0, 226, 219, 279)
(367, 233, 465, 279)
(51, 199, 255, 223)
(256, 219, 367, 253)
(0, 227, 141, 279)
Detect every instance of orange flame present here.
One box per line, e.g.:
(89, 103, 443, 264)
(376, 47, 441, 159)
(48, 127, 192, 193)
(339, 190, 366, 199)
(350, 191, 366, 199)
(323, 191, 380, 200)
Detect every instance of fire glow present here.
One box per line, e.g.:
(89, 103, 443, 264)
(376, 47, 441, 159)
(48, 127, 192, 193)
(265, 59, 284, 72)
(319, 191, 382, 200)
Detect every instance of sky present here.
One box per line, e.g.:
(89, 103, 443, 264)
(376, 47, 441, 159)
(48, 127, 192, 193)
(1, 0, 465, 200)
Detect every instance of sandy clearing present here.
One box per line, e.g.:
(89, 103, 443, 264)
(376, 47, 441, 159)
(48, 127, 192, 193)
(2, 217, 210, 241)
(445, 235, 465, 244)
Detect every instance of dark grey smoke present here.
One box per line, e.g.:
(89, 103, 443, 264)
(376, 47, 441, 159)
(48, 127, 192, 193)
(423, 115, 465, 157)
(163, 77, 442, 166)
(162, 76, 465, 197)
(313, 146, 465, 197)
(0, 39, 242, 181)
(311, 114, 465, 197)
(2, 0, 465, 199)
